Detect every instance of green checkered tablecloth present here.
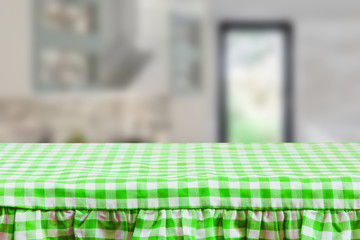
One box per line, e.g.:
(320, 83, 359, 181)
(0, 143, 358, 239)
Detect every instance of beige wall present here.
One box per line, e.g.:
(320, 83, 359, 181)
(0, 0, 31, 97)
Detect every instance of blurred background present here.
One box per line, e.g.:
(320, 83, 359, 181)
(0, 0, 359, 143)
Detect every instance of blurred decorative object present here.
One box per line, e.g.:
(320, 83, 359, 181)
(0, 95, 170, 143)
(66, 131, 87, 143)
(219, 22, 292, 142)
(43, 0, 95, 34)
(0, 100, 45, 143)
(40, 49, 95, 88)
(170, 11, 202, 95)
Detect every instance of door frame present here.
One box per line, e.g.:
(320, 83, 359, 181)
(217, 21, 294, 142)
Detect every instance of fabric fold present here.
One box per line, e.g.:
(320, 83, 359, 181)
(0, 208, 358, 239)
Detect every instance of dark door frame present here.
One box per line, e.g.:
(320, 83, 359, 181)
(217, 21, 294, 142)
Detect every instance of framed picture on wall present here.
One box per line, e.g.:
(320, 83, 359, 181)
(218, 22, 293, 142)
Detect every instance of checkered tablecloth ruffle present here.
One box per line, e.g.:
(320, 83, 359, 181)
(0, 143, 358, 239)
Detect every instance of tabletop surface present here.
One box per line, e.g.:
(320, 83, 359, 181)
(0, 143, 359, 210)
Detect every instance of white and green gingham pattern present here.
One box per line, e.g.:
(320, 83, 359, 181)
(1, 209, 359, 239)
(0, 143, 359, 239)
(0, 143, 358, 211)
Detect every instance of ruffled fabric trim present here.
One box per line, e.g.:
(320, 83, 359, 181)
(0, 208, 358, 239)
